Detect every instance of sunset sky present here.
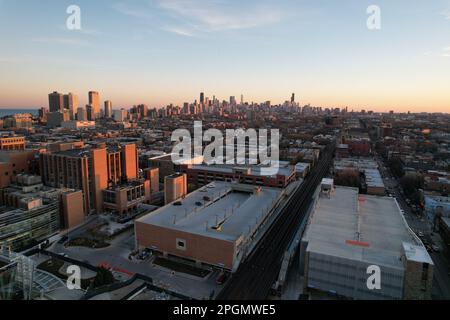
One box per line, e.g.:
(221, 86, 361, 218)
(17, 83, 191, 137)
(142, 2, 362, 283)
(0, 0, 449, 113)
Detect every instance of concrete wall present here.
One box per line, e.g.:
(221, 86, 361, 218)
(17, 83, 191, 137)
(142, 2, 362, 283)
(403, 259, 433, 300)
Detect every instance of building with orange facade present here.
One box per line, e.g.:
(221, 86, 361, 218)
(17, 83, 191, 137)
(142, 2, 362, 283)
(39, 143, 140, 216)
(0, 150, 36, 188)
(164, 173, 187, 205)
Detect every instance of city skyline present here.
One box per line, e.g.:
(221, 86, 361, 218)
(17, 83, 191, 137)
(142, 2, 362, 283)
(0, 0, 450, 112)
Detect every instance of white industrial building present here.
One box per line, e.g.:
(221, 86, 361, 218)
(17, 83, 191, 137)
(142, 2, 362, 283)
(300, 179, 434, 300)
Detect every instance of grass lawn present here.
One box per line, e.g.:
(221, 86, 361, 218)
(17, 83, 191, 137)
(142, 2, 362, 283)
(153, 257, 210, 278)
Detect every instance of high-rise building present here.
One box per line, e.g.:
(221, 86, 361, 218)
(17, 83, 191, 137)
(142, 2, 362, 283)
(38, 107, 48, 122)
(88, 91, 100, 119)
(138, 104, 148, 119)
(104, 100, 113, 118)
(63, 93, 78, 119)
(46, 110, 70, 128)
(144, 167, 159, 194)
(200, 92, 205, 105)
(291, 93, 295, 103)
(86, 104, 94, 121)
(40, 143, 140, 215)
(183, 103, 190, 115)
(113, 109, 128, 122)
(48, 91, 64, 112)
(77, 107, 87, 121)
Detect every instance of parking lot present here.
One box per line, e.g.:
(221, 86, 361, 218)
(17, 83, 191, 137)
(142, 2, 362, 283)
(45, 223, 222, 300)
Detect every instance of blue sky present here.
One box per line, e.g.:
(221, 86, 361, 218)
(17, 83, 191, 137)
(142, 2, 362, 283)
(0, 0, 449, 112)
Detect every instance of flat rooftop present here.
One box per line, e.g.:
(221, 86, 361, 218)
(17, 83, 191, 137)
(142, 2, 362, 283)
(188, 162, 294, 178)
(137, 182, 282, 242)
(303, 186, 429, 269)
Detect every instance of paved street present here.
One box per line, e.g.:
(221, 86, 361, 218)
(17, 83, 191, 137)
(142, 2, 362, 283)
(375, 154, 450, 299)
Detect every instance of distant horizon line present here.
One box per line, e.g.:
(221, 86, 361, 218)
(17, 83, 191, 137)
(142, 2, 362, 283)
(0, 106, 448, 115)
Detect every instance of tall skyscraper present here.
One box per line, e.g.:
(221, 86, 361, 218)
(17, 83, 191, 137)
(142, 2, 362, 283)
(77, 107, 87, 121)
(86, 104, 94, 121)
(291, 93, 295, 103)
(88, 91, 100, 119)
(200, 92, 205, 105)
(48, 91, 64, 112)
(104, 100, 113, 118)
(64, 93, 78, 120)
(138, 104, 148, 119)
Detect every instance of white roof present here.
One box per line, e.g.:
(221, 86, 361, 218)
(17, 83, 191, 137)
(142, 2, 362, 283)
(303, 187, 431, 268)
(137, 182, 282, 243)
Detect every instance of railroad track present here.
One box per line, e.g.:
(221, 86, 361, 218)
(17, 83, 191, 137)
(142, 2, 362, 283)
(217, 145, 335, 300)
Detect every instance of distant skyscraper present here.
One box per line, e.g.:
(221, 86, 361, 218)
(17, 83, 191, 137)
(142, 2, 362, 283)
(64, 93, 78, 120)
(88, 91, 100, 119)
(200, 92, 205, 105)
(183, 102, 190, 115)
(38, 107, 48, 122)
(138, 104, 148, 119)
(241, 94, 244, 105)
(104, 100, 113, 118)
(77, 107, 87, 121)
(48, 91, 64, 112)
(86, 105, 94, 121)
(291, 93, 295, 103)
(113, 109, 128, 122)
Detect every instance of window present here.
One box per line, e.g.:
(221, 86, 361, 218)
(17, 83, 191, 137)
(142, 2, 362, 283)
(176, 238, 186, 251)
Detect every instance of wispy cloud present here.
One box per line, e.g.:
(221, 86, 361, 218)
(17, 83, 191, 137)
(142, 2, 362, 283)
(161, 26, 195, 37)
(440, 6, 450, 20)
(58, 25, 103, 36)
(423, 47, 450, 58)
(442, 47, 450, 57)
(32, 37, 90, 47)
(112, 2, 155, 19)
(113, 0, 284, 37)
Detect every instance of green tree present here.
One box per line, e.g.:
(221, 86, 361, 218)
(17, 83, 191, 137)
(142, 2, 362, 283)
(92, 267, 115, 289)
(388, 158, 404, 178)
